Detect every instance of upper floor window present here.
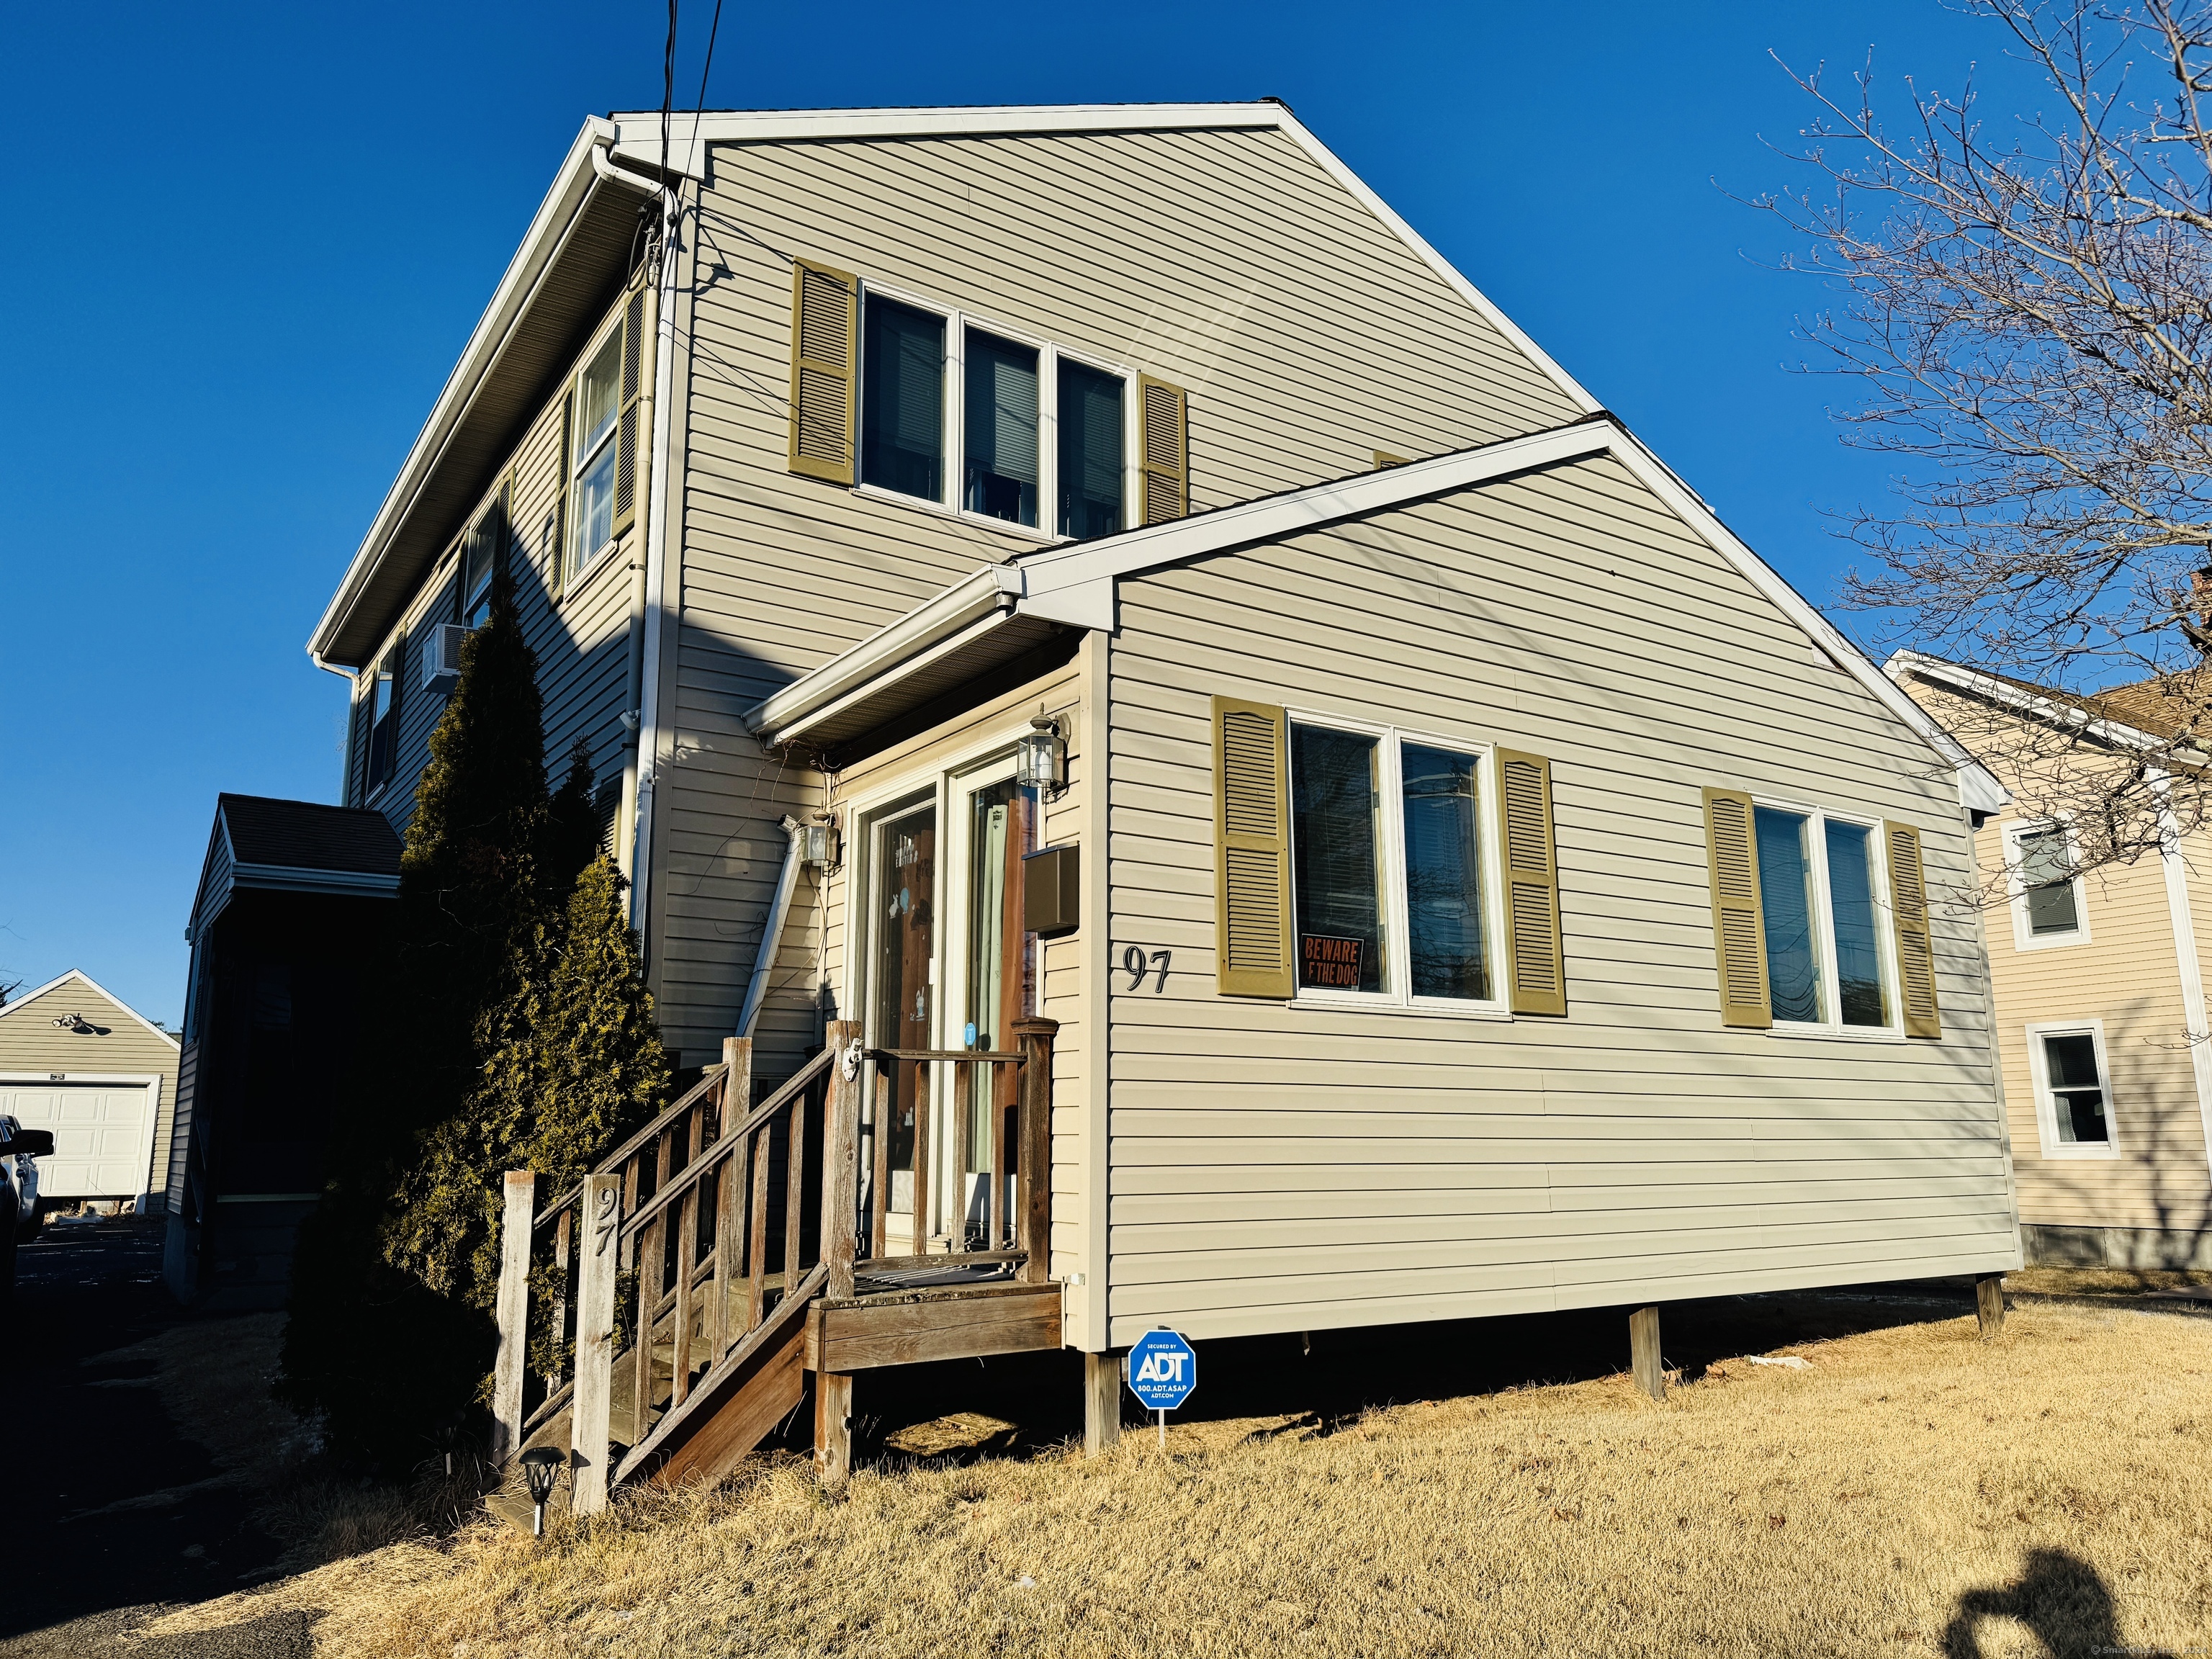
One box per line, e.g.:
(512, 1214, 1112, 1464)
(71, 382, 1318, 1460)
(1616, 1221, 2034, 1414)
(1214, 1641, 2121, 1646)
(854, 286, 1130, 541)
(570, 325, 624, 580)
(458, 501, 502, 628)
(1287, 716, 1498, 1009)
(2006, 820, 2087, 950)
(364, 644, 400, 797)
(1751, 804, 1896, 1033)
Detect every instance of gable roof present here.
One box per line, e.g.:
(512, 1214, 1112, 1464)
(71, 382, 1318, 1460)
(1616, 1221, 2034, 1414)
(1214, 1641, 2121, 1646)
(0, 968, 180, 1050)
(187, 795, 403, 944)
(307, 100, 1599, 672)
(748, 415, 2008, 815)
(1887, 649, 2212, 758)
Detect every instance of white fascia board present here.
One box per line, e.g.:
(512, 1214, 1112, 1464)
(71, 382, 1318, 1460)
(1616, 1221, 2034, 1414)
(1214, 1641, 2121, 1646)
(611, 101, 1601, 420)
(307, 117, 652, 666)
(1885, 649, 2205, 784)
(228, 864, 403, 898)
(0, 968, 181, 1050)
(746, 563, 1023, 741)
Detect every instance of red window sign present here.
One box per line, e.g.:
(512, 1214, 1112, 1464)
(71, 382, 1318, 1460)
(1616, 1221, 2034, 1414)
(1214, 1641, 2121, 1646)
(1300, 933, 1363, 990)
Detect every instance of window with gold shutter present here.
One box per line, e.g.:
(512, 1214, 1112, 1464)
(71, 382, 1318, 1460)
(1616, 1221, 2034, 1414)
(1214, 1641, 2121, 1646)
(1139, 374, 1189, 525)
(1498, 750, 1566, 1017)
(1701, 787, 1773, 1028)
(1885, 821, 1942, 1038)
(788, 260, 858, 484)
(611, 273, 652, 540)
(1213, 696, 1293, 997)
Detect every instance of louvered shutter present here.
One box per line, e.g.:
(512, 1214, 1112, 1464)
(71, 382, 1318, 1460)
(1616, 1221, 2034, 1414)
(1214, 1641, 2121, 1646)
(788, 260, 858, 483)
(1885, 821, 1942, 1038)
(1139, 374, 1189, 525)
(550, 395, 572, 598)
(1498, 750, 1567, 1016)
(611, 273, 653, 540)
(1701, 788, 1772, 1028)
(1213, 696, 1292, 998)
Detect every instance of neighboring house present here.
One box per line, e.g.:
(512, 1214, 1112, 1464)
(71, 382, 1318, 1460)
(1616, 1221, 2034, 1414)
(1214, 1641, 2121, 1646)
(0, 969, 180, 1215)
(163, 795, 400, 1305)
(248, 102, 2020, 1468)
(1893, 652, 2212, 1268)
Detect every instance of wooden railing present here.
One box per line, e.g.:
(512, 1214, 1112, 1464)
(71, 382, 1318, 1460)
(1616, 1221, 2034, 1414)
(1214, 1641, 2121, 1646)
(490, 1015, 1056, 1509)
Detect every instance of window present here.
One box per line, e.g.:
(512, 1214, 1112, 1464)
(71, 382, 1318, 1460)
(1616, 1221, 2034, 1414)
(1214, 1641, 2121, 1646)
(1287, 716, 1498, 1008)
(364, 645, 400, 797)
(569, 325, 624, 580)
(853, 286, 1131, 538)
(2026, 1021, 2117, 1156)
(2006, 821, 2087, 950)
(458, 501, 502, 628)
(1750, 804, 1896, 1033)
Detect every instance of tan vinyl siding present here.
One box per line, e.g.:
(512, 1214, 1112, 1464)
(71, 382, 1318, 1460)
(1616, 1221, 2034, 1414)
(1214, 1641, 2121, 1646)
(655, 123, 1581, 1061)
(1104, 454, 2014, 1346)
(0, 974, 181, 1210)
(1899, 673, 2212, 1240)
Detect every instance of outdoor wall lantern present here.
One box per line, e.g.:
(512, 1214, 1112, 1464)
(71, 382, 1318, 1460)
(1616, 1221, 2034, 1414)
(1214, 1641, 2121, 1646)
(1016, 714, 1068, 793)
(520, 1447, 565, 1537)
(801, 811, 841, 870)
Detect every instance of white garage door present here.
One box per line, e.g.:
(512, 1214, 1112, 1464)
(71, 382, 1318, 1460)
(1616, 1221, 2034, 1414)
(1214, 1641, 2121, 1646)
(0, 1080, 154, 1200)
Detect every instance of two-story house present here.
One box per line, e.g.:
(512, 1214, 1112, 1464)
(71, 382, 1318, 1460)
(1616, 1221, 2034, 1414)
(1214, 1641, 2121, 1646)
(176, 102, 2021, 1478)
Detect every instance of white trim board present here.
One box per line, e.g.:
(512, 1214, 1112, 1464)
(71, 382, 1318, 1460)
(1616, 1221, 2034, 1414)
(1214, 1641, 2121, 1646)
(0, 970, 179, 1051)
(753, 418, 2007, 815)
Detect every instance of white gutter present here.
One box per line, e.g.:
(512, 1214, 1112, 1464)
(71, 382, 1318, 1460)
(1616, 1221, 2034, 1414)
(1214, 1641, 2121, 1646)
(735, 817, 808, 1039)
(746, 564, 1025, 744)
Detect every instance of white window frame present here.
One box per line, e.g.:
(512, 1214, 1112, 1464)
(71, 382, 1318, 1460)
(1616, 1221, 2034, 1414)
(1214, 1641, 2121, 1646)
(2003, 818, 2091, 953)
(1282, 710, 1511, 1018)
(1750, 796, 1905, 1041)
(853, 279, 1138, 546)
(2023, 1017, 2121, 1159)
(565, 310, 627, 589)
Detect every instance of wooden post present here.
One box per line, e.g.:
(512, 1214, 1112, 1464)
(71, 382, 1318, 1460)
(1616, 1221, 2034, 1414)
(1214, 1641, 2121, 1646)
(1629, 1305, 1665, 1401)
(711, 1039, 751, 1362)
(1084, 1351, 1123, 1456)
(816, 1370, 854, 1488)
(570, 1172, 623, 1515)
(1014, 1017, 1058, 1285)
(822, 1020, 860, 1300)
(490, 1170, 536, 1465)
(1976, 1272, 2006, 1340)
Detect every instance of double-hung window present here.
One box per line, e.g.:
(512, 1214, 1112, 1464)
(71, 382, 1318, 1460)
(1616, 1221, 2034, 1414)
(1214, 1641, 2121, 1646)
(1750, 804, 1898, 1033)
(2025, 1020, 2117, 1156)
(2005, 820, 2087, 950)
(1285, 716, 1501, 1010)
(568, 323, 624, 583)
(856, 287, 1130, 541)
(458, 502, 501, 628)
(364, 645, 400, 798)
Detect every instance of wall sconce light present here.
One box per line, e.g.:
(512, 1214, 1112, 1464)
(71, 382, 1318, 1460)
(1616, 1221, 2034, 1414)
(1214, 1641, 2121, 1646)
(1017, 715, 1068, 793)
(801, 812, 841, 870)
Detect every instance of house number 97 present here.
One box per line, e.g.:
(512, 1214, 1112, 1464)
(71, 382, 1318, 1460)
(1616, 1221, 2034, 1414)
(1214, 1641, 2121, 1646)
(1123, 945, 1171, 993)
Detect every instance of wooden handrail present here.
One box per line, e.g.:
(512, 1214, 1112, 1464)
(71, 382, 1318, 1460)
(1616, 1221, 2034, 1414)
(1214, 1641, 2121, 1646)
(616, 1045, 834, 1242)
(534, 1061, 729, 1231)
(868, 1047, 1025, 1063)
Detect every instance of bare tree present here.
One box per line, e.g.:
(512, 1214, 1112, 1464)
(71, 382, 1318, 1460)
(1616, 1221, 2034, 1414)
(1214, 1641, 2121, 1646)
(1763, 0, 2212, 873)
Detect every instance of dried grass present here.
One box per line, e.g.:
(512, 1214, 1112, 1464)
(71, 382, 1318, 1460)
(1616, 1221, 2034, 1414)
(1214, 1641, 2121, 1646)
(141, 1302, 2212, 1657)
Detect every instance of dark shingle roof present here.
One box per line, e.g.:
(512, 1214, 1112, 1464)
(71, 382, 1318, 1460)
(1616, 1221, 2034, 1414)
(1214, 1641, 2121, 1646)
(217, 794, 402, 876)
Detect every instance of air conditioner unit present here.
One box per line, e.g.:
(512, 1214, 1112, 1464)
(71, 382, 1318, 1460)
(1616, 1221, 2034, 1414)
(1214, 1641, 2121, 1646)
(421, 623, 470, 693)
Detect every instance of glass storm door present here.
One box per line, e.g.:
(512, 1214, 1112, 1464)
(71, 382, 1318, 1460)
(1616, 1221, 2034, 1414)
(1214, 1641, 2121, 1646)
(956, 777, 1037, 1244)
(871, 805, 937, 1223)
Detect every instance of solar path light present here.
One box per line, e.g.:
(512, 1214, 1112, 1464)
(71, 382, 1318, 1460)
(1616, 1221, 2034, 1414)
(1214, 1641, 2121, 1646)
(520, 1447, 564, 1537)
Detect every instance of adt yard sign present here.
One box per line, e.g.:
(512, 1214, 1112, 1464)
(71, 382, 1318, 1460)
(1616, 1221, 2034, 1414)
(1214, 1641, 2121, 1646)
(1127, 1328, 1197, 1446)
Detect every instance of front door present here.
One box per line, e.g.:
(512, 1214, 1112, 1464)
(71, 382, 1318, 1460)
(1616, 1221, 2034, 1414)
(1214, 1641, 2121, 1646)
(870, 804, 937, 1228)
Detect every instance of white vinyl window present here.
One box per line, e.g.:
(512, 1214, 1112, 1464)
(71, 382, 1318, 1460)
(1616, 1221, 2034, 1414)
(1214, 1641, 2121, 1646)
(2005, 819, 2090, 951)
(856, 284, 1133, 542)
(1750, 801, 1901, 1036)
(457, 501, 502, 628)
(1285, 714, 1505, 1012)
(2025, 1020, 2118, 1158)
(567, 323, 624, 583)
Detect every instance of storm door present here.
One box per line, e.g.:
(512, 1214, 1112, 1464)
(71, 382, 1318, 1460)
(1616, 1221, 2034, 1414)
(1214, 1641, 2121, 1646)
(869, 804, 938, 1228)
(949, 773, 1038, 1246)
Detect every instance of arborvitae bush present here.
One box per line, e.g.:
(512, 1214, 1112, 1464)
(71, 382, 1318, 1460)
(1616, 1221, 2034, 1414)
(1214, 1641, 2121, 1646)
(282, 569, 668, 1469)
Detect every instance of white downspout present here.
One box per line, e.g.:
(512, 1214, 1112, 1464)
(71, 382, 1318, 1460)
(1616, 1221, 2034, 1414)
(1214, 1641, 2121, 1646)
(736, 817, 808, 1040)
(626, 143, 682, 947)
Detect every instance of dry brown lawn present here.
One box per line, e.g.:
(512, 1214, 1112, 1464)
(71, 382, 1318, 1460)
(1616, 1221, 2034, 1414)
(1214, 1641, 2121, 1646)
(140, 1300, 2212, 1658)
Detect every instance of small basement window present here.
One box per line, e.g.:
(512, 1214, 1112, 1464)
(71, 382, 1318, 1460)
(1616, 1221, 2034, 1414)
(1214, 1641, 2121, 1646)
(2027, 1022, 2116, 1156)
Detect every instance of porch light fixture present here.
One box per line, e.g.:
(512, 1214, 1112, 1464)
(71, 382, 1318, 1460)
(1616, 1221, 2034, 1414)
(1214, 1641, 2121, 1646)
(520, 1447, 564, 1537)
(1017, 715, 1067, 793)
(801, 812, 841, 870)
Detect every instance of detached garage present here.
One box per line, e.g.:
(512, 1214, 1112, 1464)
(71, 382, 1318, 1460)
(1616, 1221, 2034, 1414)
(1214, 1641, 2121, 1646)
(0, 969, 180, 1214)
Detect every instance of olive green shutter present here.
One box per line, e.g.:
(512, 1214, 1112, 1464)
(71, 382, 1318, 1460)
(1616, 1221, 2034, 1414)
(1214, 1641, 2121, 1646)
(1213, 696, 1293, 997)
(549, 393, 572, 598)
(1885, 821, 1941, 1039)
(1701, 788, 1772, 1028)
(611, 273, 652, 540)
(1498, 750, 1566, 1016)
(788, 260, 858, 483)
(1139, 374, 1189, 524)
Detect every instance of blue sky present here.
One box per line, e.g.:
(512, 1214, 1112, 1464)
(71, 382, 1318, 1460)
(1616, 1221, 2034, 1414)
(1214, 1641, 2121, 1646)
(0, 0, 2045, 1022)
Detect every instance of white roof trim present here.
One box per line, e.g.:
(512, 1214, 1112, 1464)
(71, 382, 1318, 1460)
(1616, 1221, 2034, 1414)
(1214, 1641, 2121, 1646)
(0, 968, 180, 1050)
(307, 118, 654, 665)
(763, 417, 2006, 814)
(1886, 648, 2198, 763)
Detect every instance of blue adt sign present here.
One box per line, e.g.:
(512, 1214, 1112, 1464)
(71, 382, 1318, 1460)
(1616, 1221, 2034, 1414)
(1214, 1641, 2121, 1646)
(1126, 1328, 1197, 1411)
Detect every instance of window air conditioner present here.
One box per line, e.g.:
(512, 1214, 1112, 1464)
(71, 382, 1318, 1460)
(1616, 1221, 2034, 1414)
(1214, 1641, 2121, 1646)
(421, 623, 470, 693)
